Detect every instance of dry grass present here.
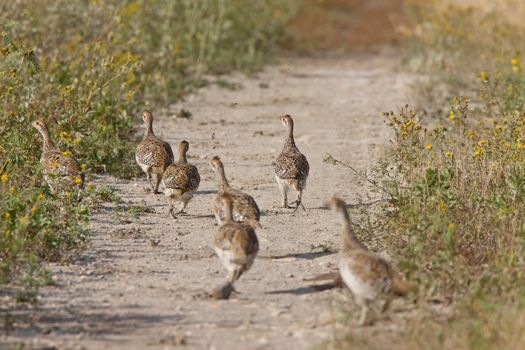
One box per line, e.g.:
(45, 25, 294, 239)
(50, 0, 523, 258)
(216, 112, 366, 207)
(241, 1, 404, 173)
(284, 0, 405, 53)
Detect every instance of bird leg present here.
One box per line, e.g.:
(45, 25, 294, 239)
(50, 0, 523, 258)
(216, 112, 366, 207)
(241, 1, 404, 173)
(228, 268, 245, 284)
(357, 298, 371, 326)
(144, 170, 154, 193)
(153, 173, 162, 194)
(380, 298, 392, 314)
(167, 197, 178, 220)
(278, 182, 289, 208)
(291, 189, 306, 211)
(178, 201, 189, 216)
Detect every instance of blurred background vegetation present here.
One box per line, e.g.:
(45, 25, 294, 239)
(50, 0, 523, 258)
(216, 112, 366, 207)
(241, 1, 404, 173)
(2, 1, 525, 348)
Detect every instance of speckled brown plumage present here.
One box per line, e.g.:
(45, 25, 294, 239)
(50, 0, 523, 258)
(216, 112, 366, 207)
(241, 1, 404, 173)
(210, 156, 261, 229)
(213, 194, 259, 298)
(162, 140, 200, 218)
(135, 110, 174, 194)
(32, 119, 84, 190)
(275, 115, 309, 210)
(328, 197, 417, 326)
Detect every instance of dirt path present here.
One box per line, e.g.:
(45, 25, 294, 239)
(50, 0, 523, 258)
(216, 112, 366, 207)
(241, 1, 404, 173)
(5, 50, 416, 350)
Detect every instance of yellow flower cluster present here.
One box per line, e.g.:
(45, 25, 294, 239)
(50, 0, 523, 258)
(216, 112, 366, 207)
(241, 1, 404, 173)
(388, 112, 421, 138)
(60, 130, 81, 145)
(437, 201, 448, 211)
(473, 140, 486, 158)
(479, 71, 489, 82)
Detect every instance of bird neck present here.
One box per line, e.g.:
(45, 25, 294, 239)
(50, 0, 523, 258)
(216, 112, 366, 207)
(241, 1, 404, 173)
(178, 149, 187, 163)
(144, 119, 154, 137)
(339, 209, 366, 252)
(284, 124, 296, 148)
(216, 166, 230, 190)
(39, 127, 56, 152)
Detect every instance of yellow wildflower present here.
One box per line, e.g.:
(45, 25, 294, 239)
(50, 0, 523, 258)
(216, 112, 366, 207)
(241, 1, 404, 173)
(66, 191, 72, 199)
(74, 138, 81, 144)
(426, 143, 433, 150)
(37, 193, 45, 201)
(479, 71, 489, 81)
(1, 172, 8, 183)
(474, 148, 485, 157)
(448, 111, 455, 121)
(81, 163, 88, 171)
(19, 214, 30, 225)
(60, 131, 69, 138)
(437, 201, 448, 210)
(74, 176, 83, 185)
(9, 186, 15, 193)
(511, 58, 520, 66)
(62, 150, 72, 156)
(445, 150, 454, 158)
(5, 212, 11, 220)
(478, 140, 486, 146)
(468, 130, 476, 138)
(53, 161, 60, 169)
(87, 183, 95, 192)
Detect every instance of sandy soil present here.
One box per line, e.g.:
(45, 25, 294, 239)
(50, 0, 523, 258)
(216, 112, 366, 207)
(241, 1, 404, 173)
(3, 50, 419, 350)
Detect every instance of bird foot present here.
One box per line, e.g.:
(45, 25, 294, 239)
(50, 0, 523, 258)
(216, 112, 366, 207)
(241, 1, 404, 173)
(167, 208, 178, 220)
(290, 200, 306, 212)
(358, 320, 373, 327)
(210, 281, 234, 300)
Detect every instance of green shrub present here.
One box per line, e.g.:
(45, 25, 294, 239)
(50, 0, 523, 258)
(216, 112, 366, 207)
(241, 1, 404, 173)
(383, 100, 525, 296)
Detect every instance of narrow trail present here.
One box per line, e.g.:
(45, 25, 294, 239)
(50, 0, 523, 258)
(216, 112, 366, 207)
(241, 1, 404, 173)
(6, 51, 416, 350)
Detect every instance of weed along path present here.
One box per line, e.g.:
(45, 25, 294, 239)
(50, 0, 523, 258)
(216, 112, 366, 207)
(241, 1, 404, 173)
(7, 52, 416, 349)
